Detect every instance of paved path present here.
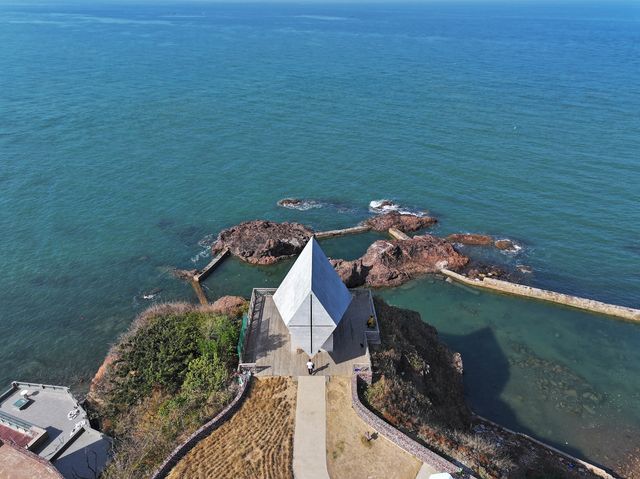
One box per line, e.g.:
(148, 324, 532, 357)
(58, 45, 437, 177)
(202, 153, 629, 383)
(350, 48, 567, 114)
(415, 462, 439, 479)
(293, 376, 330, 479)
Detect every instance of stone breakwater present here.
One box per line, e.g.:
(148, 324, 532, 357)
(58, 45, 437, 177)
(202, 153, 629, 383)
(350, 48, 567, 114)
(441, 269, 640, 322)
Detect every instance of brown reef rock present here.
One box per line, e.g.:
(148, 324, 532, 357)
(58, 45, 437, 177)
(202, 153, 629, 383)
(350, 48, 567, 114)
(494, 239, 516, 251)
(362, 211, 437, 233)
(332, 235, 468, 288)
(88, 351, 118, 406)
(446, 233, 493, 246)
(212, 220, 313, 265)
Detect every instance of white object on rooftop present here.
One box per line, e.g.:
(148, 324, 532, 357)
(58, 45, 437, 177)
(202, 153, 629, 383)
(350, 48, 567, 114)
(20, 390, 29, 398)
(70, 420, 86, 437)
(273, 237, 352, 356)
(429, 474, 454, 479)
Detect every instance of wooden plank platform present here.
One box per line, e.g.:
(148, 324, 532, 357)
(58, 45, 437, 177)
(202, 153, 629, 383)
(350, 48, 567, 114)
(244, 290, 374, 377)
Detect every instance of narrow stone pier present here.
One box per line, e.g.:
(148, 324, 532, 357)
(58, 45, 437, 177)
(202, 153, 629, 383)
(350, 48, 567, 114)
(190, 280, 209, 305)
(441, 268, 640, 322)
(388, 227, 411, 240)
(315, 225, 371, 239)
(293, 376, 330, 479)
(193, 248, 229, 283)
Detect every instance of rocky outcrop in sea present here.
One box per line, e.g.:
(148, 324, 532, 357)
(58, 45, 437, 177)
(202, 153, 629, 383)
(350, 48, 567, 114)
(446, 233, 494, 246)
(362, 211, 437, 233)
(332, 235, 469, 288)
(211, 220, 313, 265)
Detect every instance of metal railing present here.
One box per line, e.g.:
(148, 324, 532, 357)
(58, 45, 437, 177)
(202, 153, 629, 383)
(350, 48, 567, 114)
(237, 288, 275, 367)
(0, 410, 34, 433)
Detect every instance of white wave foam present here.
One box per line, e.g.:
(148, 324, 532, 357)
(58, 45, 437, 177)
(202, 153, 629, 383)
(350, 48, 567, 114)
(368, 199, 427, 217)
(190, 234, 216, 264)
(278, 198, 324, 211)
(49, 13, 173, 26)
(294, 15, 349, 21)
(495, 238, 523, 255)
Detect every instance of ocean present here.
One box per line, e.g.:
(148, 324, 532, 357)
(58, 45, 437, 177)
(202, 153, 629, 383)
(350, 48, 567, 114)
(1, 0, 639, 472)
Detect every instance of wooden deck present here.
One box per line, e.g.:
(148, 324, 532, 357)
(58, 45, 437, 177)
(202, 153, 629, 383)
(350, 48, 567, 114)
(244, 290, 375, 377)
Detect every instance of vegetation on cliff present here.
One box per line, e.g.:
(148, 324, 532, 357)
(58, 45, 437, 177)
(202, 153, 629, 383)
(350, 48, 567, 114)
(364, 298, 604, 479)
(88, 300, 247, 479)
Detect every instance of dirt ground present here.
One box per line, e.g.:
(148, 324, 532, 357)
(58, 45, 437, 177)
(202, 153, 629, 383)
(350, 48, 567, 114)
(326, 376, 421, 479)
(168, 377, 296, 479)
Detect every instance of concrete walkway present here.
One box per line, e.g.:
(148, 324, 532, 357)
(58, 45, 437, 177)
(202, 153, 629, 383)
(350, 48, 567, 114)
(415, 462, 438, 479)
(293, 376, 330, 479)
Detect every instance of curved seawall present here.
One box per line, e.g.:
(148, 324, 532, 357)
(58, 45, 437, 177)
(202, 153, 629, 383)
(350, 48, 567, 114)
(440, 269, 640, 322)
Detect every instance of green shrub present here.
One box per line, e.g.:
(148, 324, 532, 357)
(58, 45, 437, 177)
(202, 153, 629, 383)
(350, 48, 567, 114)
(182, 354, 229, 397)
(98, 304, 245, 479)
(199, 314, 240, 367)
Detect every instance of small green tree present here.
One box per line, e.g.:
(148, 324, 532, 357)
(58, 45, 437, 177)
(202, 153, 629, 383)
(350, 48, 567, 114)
(199, 314, 239, 368)
(182, 354, 228, 397)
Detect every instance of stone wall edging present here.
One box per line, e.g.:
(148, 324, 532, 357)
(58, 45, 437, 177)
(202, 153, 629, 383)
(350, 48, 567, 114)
(350, 375, 460, 474)
(150, 373, 252, 479)
(474, 415, 617, 479)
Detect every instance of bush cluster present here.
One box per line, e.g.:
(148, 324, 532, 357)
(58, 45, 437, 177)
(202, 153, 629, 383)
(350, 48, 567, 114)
(96, 305, 244, 479)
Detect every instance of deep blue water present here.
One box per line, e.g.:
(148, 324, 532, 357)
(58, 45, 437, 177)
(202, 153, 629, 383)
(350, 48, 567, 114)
(1, 1, 639, 471)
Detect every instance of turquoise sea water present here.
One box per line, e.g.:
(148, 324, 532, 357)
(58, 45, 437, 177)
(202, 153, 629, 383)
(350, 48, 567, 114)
(1, 1, 639, 472)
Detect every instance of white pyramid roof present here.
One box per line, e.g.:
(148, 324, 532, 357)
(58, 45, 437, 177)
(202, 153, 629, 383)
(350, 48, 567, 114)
(273, 237, 352, 356)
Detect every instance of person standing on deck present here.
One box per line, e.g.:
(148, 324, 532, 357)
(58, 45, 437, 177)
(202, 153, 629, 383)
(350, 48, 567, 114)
(306, 359, 315, 375)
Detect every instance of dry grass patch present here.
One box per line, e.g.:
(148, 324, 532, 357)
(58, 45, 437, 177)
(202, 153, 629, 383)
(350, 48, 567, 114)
(326, 376, 421, 479)
(168, 377, 296, 479)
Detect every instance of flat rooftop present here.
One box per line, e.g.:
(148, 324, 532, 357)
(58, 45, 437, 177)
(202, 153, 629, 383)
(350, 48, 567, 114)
(0, 383, 110, 479)
(244, 289, 376, 377)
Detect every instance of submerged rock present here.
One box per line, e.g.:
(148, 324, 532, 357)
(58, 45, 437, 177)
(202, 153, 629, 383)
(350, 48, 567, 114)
(277, 198, 322, 210)
(465, 264, 508, 280)
(212, 220, 313, 265)
(332, 235, 468, 288)
(368, 199, 400, 213)
(494, 238, 516, 250)
(446, 233, 494, 246)
(277, 198, 304, 208)
(362, 211, 437, 233)
(516, 264, 533, 274)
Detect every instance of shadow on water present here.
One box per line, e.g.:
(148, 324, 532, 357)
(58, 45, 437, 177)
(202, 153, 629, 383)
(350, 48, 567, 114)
(442, 326, 588, 461)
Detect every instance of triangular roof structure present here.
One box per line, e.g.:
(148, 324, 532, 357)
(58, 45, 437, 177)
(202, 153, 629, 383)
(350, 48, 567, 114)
(273, 237, 352, 356)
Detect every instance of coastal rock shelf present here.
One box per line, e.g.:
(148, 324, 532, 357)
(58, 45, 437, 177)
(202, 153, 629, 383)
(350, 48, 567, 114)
(362, 211, 437, 232)
(212, 220, 313, 265)
(332, 235, 469, 288)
